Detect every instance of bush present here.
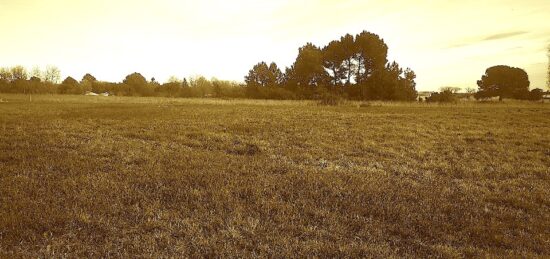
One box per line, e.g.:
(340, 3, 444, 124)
(245, 86, 297, 100)
(527, 89, 543, 101)
(426, 90, 456, 103)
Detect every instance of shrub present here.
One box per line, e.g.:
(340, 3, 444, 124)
(527, 88, 543, 101)
(426, 90, 456, 103)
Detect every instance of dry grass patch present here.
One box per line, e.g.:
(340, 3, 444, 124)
(0, 94, 549, 257)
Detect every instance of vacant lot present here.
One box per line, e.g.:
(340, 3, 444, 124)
(0, 94, 549, 257)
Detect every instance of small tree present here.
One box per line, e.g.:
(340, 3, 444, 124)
(30, 66, 42, 80)
(44, 65, 61, 84)
(0, 67, 12, 81)
(10, 66, 28, 81)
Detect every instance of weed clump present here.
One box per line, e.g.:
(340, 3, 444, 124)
(318, 92, 344, 106)
(228, 140, 260, 156)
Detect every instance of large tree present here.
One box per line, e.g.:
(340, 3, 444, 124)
(362, 61, 416, 101)
(476, 65, 530, 100)
(123, 72, 147, 86)
(285, 43, 327, 88)
(354, 31, 388, 84)
(58, 76, 80, 94)
(82, 73, 97, 83)
(123, 72, 154, 96)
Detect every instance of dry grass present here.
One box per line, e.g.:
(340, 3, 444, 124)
(1, 94, 549, 257)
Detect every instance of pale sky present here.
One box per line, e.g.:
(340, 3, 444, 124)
(0, 0, 549, 91)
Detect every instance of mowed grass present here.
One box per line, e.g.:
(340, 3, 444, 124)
(0, 94, 549, 257)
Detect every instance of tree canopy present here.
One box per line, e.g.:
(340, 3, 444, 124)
(245, 62, 283, 88)
(43, 66, 61, 84)
(475, 65, 530, 100)
(82, 73, 97, 83)
(122, 72, 154, 96)
(245, 30, 417, 101)
(58, 76, 80, 94)
(285, 43, 327, 88)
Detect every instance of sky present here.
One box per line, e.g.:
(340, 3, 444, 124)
(0, 0, 549, 91)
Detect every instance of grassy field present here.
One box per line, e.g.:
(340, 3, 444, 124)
(0, 94, 549, 257)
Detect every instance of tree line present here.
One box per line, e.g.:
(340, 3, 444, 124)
(0, 67, 246, 98)
(0, 30, 418, 101)
(1, 31, 548, 101)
